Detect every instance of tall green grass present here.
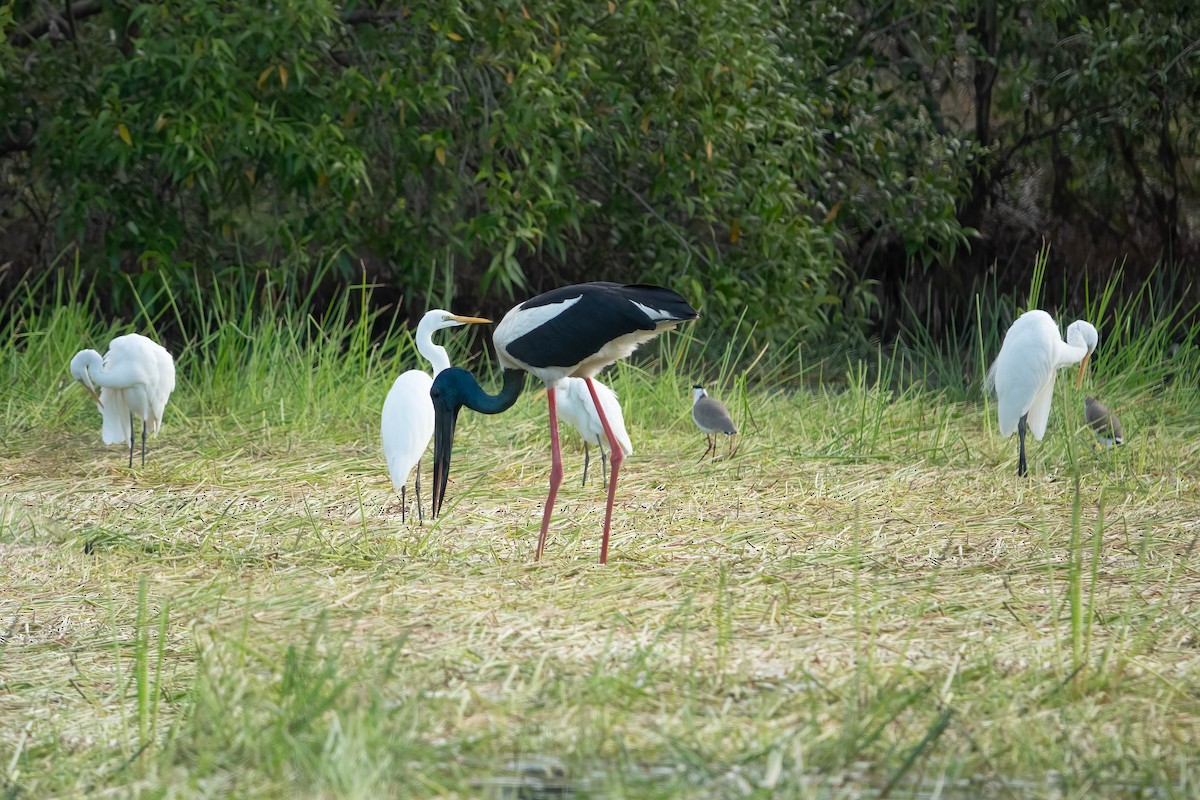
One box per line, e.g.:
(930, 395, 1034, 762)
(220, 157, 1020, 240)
(3, 260, 1200, 798)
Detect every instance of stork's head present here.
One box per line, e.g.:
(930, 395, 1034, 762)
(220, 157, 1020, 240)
(429, 366, 527, 518)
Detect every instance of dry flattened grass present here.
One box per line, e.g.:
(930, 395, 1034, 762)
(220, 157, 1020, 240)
(1, 383, 1199, 798)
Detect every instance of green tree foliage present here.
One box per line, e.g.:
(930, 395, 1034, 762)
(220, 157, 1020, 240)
(1, 0, 971, 340)
(2, 1, 1194, 341)
(832, 1, 1200, 332)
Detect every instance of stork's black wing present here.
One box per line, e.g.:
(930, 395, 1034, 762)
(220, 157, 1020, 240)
(506, 282, 698, 369)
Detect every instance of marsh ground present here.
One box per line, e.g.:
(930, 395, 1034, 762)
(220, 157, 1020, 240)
(3, 329, 1198, 798)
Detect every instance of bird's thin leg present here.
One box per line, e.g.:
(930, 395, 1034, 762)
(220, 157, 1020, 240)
(128, 412, 135, 469)
(581, 441, 590, 488)
(141, 420, 147, 466)
(584, 378, 624, 565)
(401, 485, 407, 524)
(597, 435, 608, 491)
(416, 462, 424, 524)
(697, 434, 714, 462)
(1017, 413, 1029, 477)
(727, 434, 737, 458)
(535, 386, 564, 562)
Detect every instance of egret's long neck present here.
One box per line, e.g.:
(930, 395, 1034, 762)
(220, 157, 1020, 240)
(86, 357, 149, 389)
(1058, 331, 1091, 367)
(416, 329, 452, 375)
(463, 368, 526, 415)
(70, 350, 102, 385)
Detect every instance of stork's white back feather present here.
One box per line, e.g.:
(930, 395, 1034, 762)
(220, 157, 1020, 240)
(630, 300, 678, 321)
(494, 297, 583, 383)
(495, 296, 582, 347)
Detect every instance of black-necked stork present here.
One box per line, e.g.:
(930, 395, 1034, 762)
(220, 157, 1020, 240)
(691, 384, 738, 459)
(429, 282, 700, 564)
(984, 310, 1098, 476)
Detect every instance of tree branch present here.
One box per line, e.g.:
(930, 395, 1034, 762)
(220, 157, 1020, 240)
(342, 9, 407, 26)
(0, 138, 35, 156)
(9, 2, 404, 47)
(8, 0, 101, 46)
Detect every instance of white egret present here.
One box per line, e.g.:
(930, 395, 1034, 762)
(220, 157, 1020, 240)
(691, 384, 737, 459)
(555, 376, 633, 488)
(985, 309, 1098, 476)
(69, 333, 176, 468)
(381, 309, 490, 522)
(429, 282, 699, 564)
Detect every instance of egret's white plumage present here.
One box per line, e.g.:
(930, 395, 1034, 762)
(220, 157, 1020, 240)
(985, 309, 1098, 475)
(69, 333, 176, 467)
(556, 377, 633, 487)
(381, 309, 490, 521)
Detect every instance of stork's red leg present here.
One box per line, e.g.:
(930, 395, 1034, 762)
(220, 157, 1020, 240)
(535, 386, 564, 561)
(584, 378, 624, 565)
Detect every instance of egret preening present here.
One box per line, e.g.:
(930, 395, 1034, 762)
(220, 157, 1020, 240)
(692, 385, 737, 459)
(985, 310, 1098, 476)
(1085, 395, 1124, 447)
(429, 282, 699, 564)
(69, 333, 176, 468)
(381, 310, 491, 522)
(555, 377, 633, 489)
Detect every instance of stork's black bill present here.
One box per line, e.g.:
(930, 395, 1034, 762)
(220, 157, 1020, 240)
(430, 393, 462, 519)
(503, 282, 699, 371)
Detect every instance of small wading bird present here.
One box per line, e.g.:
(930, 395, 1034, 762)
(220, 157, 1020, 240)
(1085, 395, 1124, 447)
(70, 333, 177, 468)
(985, 309, 1098, 476)
(691, 384, 738, 459)
(381, 310, 491, 522)
(555, 376, 633, 489)
(429, 282, 699, 564)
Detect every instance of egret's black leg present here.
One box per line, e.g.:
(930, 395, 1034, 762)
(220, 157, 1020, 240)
(1017, 413, 1029, 477)
(597, 436, 609, 490)
(581, 441, 590, 488)
(401, 485, 407, 524)
(415, 462, 424, 524)
(128, 412, 135, 468)
(141, 420, 147, 466)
